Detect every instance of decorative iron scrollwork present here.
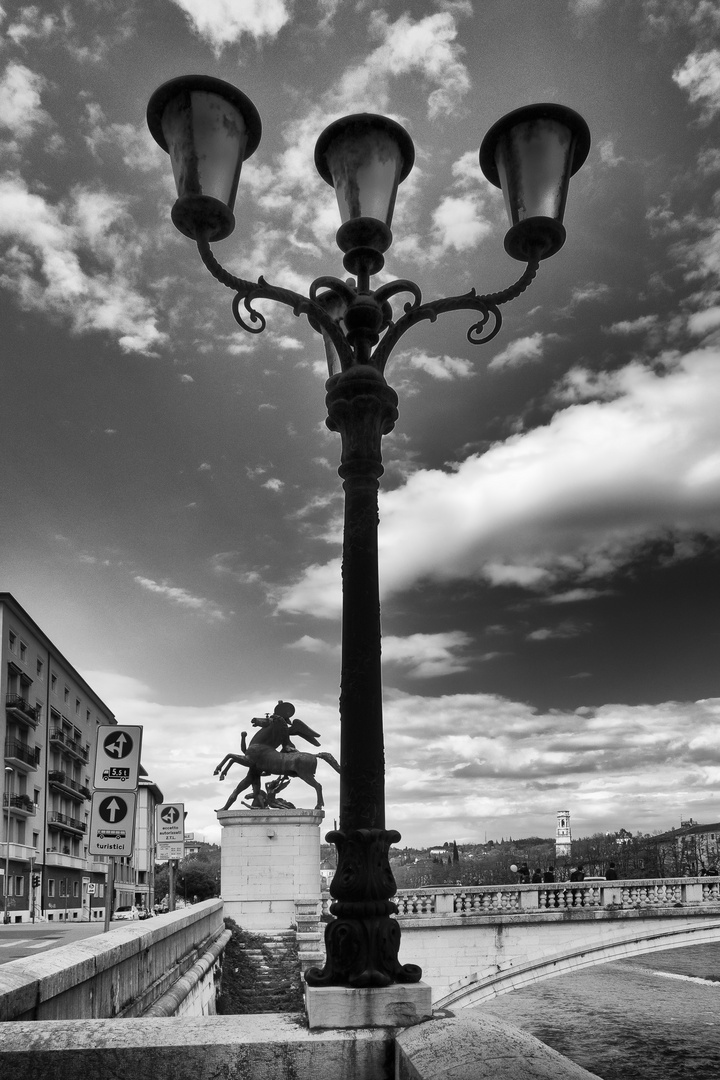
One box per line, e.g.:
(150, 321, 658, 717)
(196, 232, 540, 377)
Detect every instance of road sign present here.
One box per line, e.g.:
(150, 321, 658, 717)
(157, 842, 185, 861)
(93, 726, 143, 790)
(87, 883, 96, 894)
(156, 803, 185, 844)
(88, 790, 137, 856)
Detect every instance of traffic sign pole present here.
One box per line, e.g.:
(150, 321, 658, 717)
(104, 858, 115, 933)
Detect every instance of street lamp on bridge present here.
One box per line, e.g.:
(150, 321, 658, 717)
(147, 76, 590, 989)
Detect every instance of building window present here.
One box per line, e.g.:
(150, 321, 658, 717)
(19, 642, 27, 662)
(8, 630, 16, 653)
(97, 883, 104, 898)
(35, 701, 43, 721)
(64, 687, 69, 704)
(37, 658, 44, 678)
(51, 674, 57, 693)
(59, 879, 66, 897)
(75, 699, 80, 715)
(11, 876, 24, 897)
(86, 709, 91, 722)
(47, 879, 55, 897)
(73, 881, 79, 898)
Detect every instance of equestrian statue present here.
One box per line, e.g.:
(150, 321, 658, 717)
(214, 700, 340, 810)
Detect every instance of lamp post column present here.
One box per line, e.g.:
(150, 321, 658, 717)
(305, 364, 421, 988)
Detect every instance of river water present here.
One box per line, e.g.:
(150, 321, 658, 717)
(472, 942, 720, 1079)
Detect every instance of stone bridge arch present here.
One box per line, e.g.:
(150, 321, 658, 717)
(431, 918, 720, 1010)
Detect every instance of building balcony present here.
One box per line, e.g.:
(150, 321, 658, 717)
(48, 770, 91, 802)
(44, 850, 86, 870)
(0, 842, 38, 864)
(5, 695, 39, 728)
(3, 792, 36, 816)
(47, 809, 86, 834)
(49, 729, 89, 763)
(4, 738, 41, 771)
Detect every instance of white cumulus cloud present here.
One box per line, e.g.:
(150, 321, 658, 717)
(169, 0, 291, 51)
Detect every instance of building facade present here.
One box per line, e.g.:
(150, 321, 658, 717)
(1, 593, 162, 922)
(651, 820, 720, 877)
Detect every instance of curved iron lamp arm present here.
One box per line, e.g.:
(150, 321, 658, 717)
(372, 257, 540, 372)
(198, 235, 540, 376)
(196, 235, 354, 367)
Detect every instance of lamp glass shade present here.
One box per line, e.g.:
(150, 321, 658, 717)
(162, 89, 247, 208)
(147, 76, 261, 241)
(315, 115, 414, 228)
(480, 104, 590, 260)
(494, 116, 576, 226)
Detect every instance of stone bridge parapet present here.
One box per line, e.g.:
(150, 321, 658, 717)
(384, 877, 720, 1008)
(392, 875, 720, 918)
(0, 899, 229, 1021)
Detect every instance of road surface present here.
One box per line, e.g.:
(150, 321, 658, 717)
(0, 921, 105, 964)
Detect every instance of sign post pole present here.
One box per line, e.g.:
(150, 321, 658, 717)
(104, 858, 115, 933)
(169, 859, 176, 912)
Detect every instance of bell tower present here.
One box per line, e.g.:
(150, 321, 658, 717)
(556, 810, 572, 860)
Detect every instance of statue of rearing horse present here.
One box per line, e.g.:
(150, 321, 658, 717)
(214, 700, 340, 810)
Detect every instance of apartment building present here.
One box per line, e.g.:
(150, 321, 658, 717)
(1, 593, 162, 922)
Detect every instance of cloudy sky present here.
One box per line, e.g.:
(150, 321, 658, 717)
(1, 0, 720, 850)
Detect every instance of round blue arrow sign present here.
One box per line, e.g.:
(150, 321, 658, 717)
(99, 795, 128, 823)
(103, 731, 133, 759)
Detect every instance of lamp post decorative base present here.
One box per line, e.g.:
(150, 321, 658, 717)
(305, 828, 422, 988)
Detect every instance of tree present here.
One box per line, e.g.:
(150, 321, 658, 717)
(452, 841, 459, 864)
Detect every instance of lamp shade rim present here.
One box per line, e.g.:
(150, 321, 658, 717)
(314, 112, 415, 186)
(147, 75, 262, 160)
(479, 103, 590, 188)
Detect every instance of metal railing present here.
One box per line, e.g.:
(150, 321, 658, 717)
(3, 792, 36, 814)
(5, 694, 39, 724)
(48, 770, 91, 800)
(49, 729, 89, 762)
(4, 738, 40, 768)
(47, 809, 86, 833)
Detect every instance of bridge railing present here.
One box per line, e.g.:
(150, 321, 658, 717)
(390, 876, 720, 918)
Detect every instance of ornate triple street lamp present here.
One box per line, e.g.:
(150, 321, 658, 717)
(147, 76, 590, 989)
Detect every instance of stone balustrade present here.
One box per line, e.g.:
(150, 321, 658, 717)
(392, 876, 720, 919)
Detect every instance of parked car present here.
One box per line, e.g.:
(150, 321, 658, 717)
(112, 905, 139, 921)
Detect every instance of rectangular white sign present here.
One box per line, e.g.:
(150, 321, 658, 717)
(93, 726, 143, 790)
(156, 803, 185, 844)
(157, 842, 185, 861)
(88, 790, 137, 856)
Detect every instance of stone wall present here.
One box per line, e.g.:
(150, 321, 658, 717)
(0, 899, 226, 1020)
(217, 919, 304, 1014)
(0, 1012, 604, 1080)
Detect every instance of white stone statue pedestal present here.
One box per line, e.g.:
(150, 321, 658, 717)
(216, 807, 324, 931)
